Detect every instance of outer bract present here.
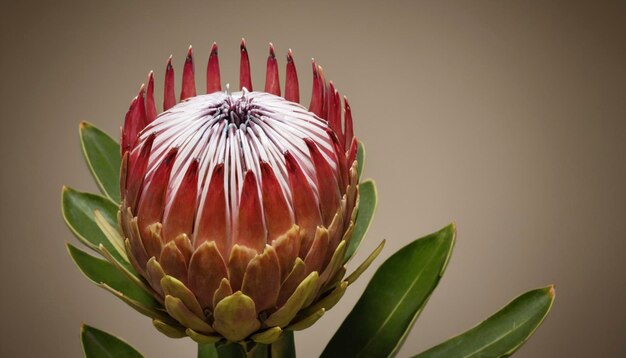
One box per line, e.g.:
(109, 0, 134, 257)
(118, 40, 360, 344)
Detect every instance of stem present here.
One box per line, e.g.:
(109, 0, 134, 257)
(198, 343, 218, 358)
(270, 331, 296, 357)
(197, 331, 296, 358)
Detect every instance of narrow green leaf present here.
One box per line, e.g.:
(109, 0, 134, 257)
(67, 244, 157, 308)
(344, 180, 377, 262)
(414, 286, 555, 358)
(62, 187, 131, 271)
(356, 140, 365, 179)
(323, 224, 456, 358)
(81, 324, 143, 358)
(94, 210, 127, 261)
(80, 122, 122, 203)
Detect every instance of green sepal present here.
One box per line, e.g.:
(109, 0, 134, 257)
(344, 180, 377, 262)
(323, 266, 346, 293)
(288, 308, 325, 331)
(79, 121, 122, 203)
(250, 327, 283, 344)
(414, 286, 556, 358)
(345, 239, 385, 285)
(164, 295, 214, 334)
(62, 187, 131, 271)
(161, 275, 205, 318)
(67, 243, 157, 308)
(265, 272, 319, 328)
(323, 224, 456, 358)
(301, 281, 348, 318)
(213, 292, 261, 342)
(187, 328, 222, 344)
(81, 324, 143, 358)
(152, 319, 187, 339)
(319, 240, 346, 287)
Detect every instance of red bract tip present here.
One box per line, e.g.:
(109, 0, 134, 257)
(195, 164, 228, 255)
(347, 136, 358, 166)
(334, 90, 344, 146)
(162, 160, 199, 242)
(136, 84, 148, 128)
(284, 151, 322, 254)
(309, 60, 323, 117)
(319, 67, 329, 119)
(240, 38, 252, 91)
(181, 46, 196, 100)
(206, 42, 221, 93)
(265, 43, 281, 96)
(121, 84, 148, 154)
(327, 82, 343, 145)
(137, 148, 178, 237)
(343, 96, 354, 148)
(126, 133, 156, 211)
(260, 161, 294, 242)
(146, 71, 157, 123)
(285, 49, 299, 103)
(305, 139, 340, 226)
(121, 97, 136, 153)
(269, 42, 276, 58)
(236, 171, 266, 253)
(164, 56, 176, 111)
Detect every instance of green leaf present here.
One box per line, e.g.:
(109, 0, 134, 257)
(67, 244, 157, 308)
(81, 324, 143, 358)
(62, 186, 131, 271)
(80, 122, 122, 203)
(323, 224, 456, 358)
(356, 141, 365, 179)
(413, 286, 555, 358)
(344, 180, 377, 262)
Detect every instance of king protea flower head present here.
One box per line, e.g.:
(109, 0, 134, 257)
(118, 39, 362, 343)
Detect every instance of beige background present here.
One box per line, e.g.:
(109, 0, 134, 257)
(1, 0, 625, 357)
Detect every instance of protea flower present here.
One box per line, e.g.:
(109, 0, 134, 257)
(65, 38, 555, 358)
(117, 39, 365, 344)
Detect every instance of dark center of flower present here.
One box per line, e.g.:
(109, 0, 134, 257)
(218, 92, 257, 128)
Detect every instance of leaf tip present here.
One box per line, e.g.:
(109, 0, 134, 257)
(548, 284, 556, 299)
(440, 222, 457, 240)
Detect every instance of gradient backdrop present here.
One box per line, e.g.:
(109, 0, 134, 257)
(1, 1, 625, 357)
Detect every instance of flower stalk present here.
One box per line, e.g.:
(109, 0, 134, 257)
(199, 331, 294, 358)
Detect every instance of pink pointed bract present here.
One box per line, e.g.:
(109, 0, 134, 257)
(119, 40, 360, 342)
